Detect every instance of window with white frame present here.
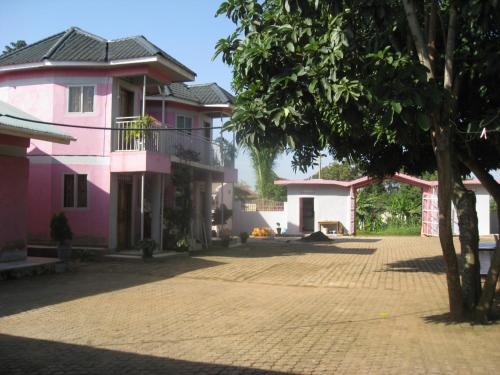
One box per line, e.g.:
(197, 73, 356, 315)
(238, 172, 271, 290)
(176, 115, 192, 134)
(63, 174, 88, 208)
(68, 86, 94, 113)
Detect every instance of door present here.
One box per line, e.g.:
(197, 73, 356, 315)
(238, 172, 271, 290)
(117, 178, 132, 249)
(301, 198, 315, 233)
(119, 88, 134, 117)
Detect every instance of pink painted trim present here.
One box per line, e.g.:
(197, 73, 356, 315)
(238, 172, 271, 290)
(274, 178, 352, 187)
(274, 173, 455, 189)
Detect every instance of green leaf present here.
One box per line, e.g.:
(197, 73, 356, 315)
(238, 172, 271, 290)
(308, 80, 317, 94)
(287, 42, 295, 52)
(284, 0, 290, 13)
(417, 113, 431, 130)
(381, 108, 394, 127)
(391, 102, 402, 114)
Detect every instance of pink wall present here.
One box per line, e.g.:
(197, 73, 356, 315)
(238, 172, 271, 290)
(110, 151, 171, 174)
(0, 155, 29, 250)
(27, 161, 110, 246)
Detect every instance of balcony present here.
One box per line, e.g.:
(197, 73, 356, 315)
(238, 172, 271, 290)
(112, 116, 228, 169)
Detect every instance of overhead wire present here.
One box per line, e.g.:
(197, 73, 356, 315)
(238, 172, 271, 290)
(0, 113, 225, 131)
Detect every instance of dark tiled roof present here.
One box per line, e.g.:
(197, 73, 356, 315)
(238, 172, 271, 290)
(164, 82, 234, 105)
(0, 27, 195, 76)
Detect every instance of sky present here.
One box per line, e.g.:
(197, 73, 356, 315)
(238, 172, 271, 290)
(0, 0, 331, 188)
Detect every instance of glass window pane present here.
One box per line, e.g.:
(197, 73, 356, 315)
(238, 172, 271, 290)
(68, 87, 81, 112)
(63, 174, 75, 207)
(177, 116, 184, 129)
(82, 86, 94, 112)
(77, 174, 87, 208)
(185, 117, 192, 134)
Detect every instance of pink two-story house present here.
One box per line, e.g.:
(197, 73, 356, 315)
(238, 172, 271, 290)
(0, 27, 236, 250)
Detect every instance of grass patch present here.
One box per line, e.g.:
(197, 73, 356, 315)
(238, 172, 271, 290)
(357, 224, 421, 236)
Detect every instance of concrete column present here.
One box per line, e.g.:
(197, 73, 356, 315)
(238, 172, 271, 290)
(151, 173, 162, 246)
(131, 175, 138, 245)
(205, 173, 213, 244)
(140, 173, 145, 240)
(108, 174, 118, 250)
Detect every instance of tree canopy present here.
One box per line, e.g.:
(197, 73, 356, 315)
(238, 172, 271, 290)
(2, 40, 27, 55)
(216, 0, 500, 321)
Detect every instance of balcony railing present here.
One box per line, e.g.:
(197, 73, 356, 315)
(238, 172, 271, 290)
(112, 116, 226, 168)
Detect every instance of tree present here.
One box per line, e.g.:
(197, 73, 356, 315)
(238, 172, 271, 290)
(216, 0, 500, 320)
(246, 145, 282, 199)
(2, 40, 27, 55)
(312, 160, 362, 181)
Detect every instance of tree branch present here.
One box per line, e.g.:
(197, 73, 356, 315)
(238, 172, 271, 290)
(401, 0, 435, 80)
(443, 2, 458, 91)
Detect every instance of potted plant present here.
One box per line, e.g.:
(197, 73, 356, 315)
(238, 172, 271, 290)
(136, 239, 156, 260)
(220, 234, 231, 248)
(239, 232, 249, 244)
(276, 222, 282, 235)
(50, 212, 73, 262)
(125, 115, 155, 150)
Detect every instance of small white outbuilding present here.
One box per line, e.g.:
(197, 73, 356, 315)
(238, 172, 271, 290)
(275, 173, 497, 236)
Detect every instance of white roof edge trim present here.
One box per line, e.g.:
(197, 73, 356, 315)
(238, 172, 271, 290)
(145, 96, 200, 107)
(203, 104, 232, 108)
(157, 56, 196, 81)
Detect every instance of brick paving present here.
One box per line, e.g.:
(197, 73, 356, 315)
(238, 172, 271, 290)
(0, 236, 499, 374)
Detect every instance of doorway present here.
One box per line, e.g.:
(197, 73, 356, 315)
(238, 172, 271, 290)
(117, 177, 133, 249)
(119, 88, 134, 117)
(301, 198, 315, 233)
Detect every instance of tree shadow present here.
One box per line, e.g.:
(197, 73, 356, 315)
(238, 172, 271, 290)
(200, 241, 377, 258)
(0, 256, 223, 318)
(383, 255, 445, 274)
(0, 334, 288, 375)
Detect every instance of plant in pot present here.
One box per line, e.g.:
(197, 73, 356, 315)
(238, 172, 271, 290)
(276, 222, 282, 236)
(50, 212, 73, 263)
(239, 232, 249, 244)
(136, 239, 156, 260)
(125, 115, 155, 150)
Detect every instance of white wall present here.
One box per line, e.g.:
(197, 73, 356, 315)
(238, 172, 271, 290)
(285, 185, 351, 235)
(232, 201, 286, 234)
(451, 185, 491, 236)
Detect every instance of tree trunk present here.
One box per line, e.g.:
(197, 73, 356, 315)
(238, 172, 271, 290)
(459, 154, 500, 322)
(451, 171, 481, 313)
(432, 121, 464, 319)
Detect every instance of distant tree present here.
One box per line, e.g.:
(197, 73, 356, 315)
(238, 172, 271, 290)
(246, 145, 283, 200)
(2, 40, 27, 55)
(313, 160, 363, 181)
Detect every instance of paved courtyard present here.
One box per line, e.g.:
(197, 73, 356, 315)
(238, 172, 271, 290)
(1, 236, 499, 374)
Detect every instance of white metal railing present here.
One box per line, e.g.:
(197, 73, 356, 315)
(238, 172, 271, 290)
(112, 116, 225, 168)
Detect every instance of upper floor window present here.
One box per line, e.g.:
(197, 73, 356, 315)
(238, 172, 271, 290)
(63, 174, 88, 208)
(176, 115, 192, 134)
(68, 86, 94, 113)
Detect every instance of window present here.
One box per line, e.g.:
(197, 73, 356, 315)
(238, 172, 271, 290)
(176, 115, 192, 134)
(68, 86, 94, 113)
(63, 174, 88, 208)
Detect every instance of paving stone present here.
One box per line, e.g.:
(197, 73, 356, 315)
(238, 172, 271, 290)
(0, 236, 499, 374)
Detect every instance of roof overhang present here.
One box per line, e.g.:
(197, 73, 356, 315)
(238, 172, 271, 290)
(0, 56, 196, 82)
(0, 124, 74, 144)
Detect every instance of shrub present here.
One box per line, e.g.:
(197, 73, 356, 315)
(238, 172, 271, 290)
(50, 212, 72, 244)
(239, 232, 249, 243)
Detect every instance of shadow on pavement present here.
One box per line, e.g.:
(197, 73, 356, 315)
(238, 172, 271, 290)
(0, 256, 224, 318)
(200, 242, 377, 258)
(0, 334, 288, 375)
(383, 255, 445, 274)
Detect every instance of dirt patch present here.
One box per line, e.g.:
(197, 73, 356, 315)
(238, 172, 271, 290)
(300, 231, 332, 242)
